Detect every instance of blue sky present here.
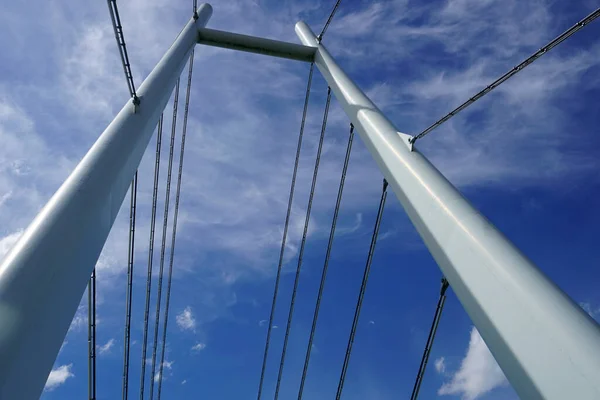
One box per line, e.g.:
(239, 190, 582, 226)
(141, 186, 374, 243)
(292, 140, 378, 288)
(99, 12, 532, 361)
(1, 0, 599, 399)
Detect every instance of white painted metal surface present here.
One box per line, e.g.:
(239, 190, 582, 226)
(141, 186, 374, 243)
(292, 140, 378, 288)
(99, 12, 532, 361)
(296, 21, 600, 400)
(198, 27, 316, 62)
(0, 5, 212, 399)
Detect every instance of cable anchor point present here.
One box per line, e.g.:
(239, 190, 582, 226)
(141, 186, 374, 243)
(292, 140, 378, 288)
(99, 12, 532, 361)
(132, 95, 140, 112)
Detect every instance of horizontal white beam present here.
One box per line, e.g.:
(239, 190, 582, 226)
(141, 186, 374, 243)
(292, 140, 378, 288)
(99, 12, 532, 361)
(198, 27, 315, 62)
(0, 5, 213, 399)
(295, 21, 600, 400)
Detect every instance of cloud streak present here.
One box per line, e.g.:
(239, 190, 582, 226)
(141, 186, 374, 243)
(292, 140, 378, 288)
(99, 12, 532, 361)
(98, 338, 115, 355)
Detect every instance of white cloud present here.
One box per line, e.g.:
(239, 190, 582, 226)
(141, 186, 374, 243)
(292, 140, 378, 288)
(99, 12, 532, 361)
(68, 303, 87, 333)
(153, 360, 174, 383)
(322, 0, 599, 189)
(0, 230, 22, 261)
(176, 307, 196, 331)
(44, 364, 74, 391)
(435, 357, 446, 374)
(337, 213, 363, 235)
(98, 338, 115, 355)
(258, 319, 267, 327)
(59, 340, 68, 354)
(0, 190, 12, 208)
(181, 379, 187, 385)
(438, 327, 507, 400)
(377, 230, 397, 241)
(192, 342, 206, 352)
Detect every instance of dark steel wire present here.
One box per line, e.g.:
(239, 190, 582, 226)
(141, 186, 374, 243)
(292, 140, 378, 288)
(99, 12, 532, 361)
(139, 114, 164, 400)
(410, 278, 450, 400)
(106, 0, 139, 104)
(256, 63, 315, 400)
(274, 87, 332, 400)
(335, 179, 389, 400)
(93, 269, 97, 400)
(88, 269, 97, 400)
(156, 49, 195, 400)
(411, 8, 600, 144)
(297, 123, 355, 400)
(122, 173, 138, 400)
(149, 78, 181, 400)
(318, 0, 343, 41)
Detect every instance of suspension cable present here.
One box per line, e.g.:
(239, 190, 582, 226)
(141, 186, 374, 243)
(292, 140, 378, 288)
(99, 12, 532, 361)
(410, 7, 600, 144)
(88, 269, 97, 400)
(318, 0, 343, 41)
(256, 62, 315, 400)
(156, 49, 196, 400)
(106, 0, 139, 104)
(274, 87, 332, 400)
(122, 173, 138, 400)
(149, 78, 181, 400)
(298, 123, 355, 400)
(336, 179, 388, 400)
(410, 278, 450, 400)
(139, 114, 164, 400)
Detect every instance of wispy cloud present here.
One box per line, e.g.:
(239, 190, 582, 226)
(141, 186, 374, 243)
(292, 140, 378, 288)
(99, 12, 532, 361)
(435, 357, 446, 374)
(68, 304, 88, 333)
(97, 338, 115, 355)
(337, 213, 363, 235)
(438, 327, 507, 400)
(153, 360, 174, 383)
(176, 307, 196, 331)
(44, 364, 74, 391)
(191, 342, 207, 352)
(0, 230, 22, 262)
(324, 0, 599, 188)
(59, 340, 68, 355)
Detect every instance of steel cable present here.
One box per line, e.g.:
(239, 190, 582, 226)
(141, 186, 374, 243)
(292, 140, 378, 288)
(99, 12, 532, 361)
(139, 114, 164, 400)
(410, 278, 450, 400)
(319, 0, 343, 41)
(335, 179, 388, 400)
(297, 123, 355, 399)
(256, 63, 315, 400)
(107, 0, 139, 104)
(411, 8, 600, 144)
(88, 269, 97, 400)
(149, 78, 181, 400)
(122, 172, 138, 400)
(156, 49, 196, 400)
(274, 87, 332, 400)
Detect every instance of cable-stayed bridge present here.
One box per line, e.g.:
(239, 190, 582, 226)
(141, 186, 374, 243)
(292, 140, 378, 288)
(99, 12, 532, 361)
(0, 2, 599, 399)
